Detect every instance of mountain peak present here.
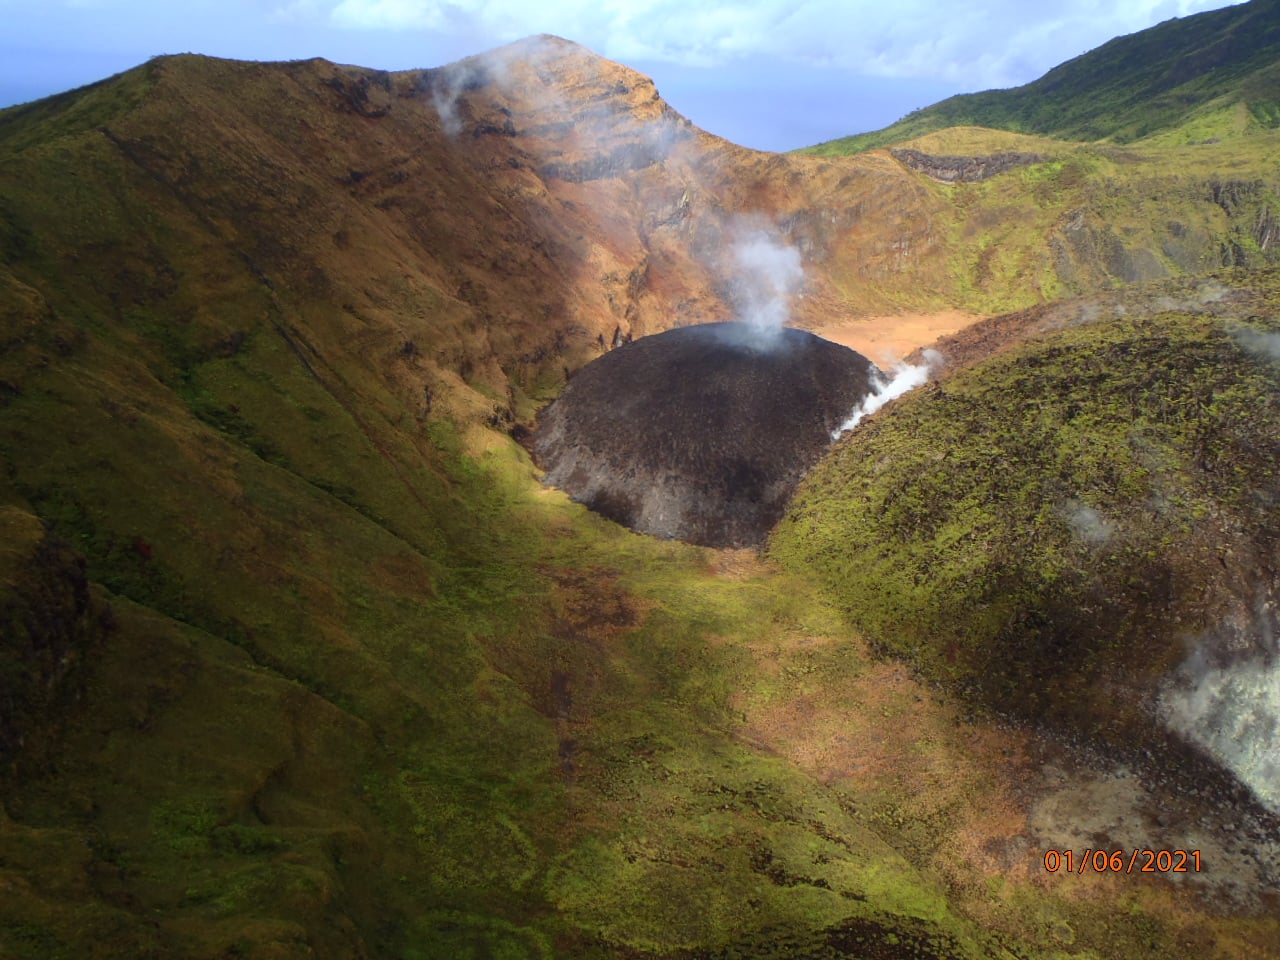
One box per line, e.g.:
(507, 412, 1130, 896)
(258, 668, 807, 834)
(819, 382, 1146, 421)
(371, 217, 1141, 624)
(425, 33, 665, 111)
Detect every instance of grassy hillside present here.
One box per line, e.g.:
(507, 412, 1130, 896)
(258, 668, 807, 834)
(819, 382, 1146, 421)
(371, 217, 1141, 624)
(772, 269, 1280, 747)
(808, 125, 1280, 317)
(0, 76, 999, 958)
(802, 0, 1280, 156)
(3, 46, 1280, 960)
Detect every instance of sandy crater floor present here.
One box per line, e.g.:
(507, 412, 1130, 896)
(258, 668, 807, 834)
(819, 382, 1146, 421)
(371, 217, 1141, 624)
(815, 310, 983, 365)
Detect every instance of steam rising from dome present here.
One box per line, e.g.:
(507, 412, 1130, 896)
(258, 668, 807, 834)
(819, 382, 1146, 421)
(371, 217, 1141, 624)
(731, 228, 805, 346)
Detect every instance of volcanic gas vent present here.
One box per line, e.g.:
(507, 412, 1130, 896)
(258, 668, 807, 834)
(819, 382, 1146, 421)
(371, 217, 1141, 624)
(534, 322, 879, 547)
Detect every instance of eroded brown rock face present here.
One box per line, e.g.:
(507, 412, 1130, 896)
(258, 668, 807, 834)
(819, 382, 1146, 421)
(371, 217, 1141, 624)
(534, 323, 878, 546)
(18, 38, 939, 435)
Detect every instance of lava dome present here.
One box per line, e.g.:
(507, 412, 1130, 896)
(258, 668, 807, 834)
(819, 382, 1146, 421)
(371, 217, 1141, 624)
(533, 322, 880, 547)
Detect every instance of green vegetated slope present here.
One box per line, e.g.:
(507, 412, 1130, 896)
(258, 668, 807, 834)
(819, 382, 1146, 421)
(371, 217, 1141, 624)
(802, 0, 1280, 156)
(772, 269, 1280, 746)
(0, 56, 1113, 960)
(4, 44, 1280, 960)
(882, 127, 1280, 315)
(783, 0, 1280, 318)
(0, 143, 961, 960)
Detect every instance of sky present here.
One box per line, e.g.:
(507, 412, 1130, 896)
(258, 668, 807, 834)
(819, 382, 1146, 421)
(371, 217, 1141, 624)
(0, 0, 1246, 152)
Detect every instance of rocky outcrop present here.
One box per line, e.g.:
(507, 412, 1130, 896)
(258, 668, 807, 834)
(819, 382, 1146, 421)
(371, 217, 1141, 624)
(1257, 205, 1278, 252)
(538, 117, 690, 182)
(890, 148, 1045, 182)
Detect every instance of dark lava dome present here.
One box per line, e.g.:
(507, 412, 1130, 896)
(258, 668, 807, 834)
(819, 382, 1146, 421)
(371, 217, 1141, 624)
(533, 322, 880, 547)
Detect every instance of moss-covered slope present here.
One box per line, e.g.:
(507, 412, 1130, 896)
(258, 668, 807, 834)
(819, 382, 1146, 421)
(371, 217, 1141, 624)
(0, 49, 1046, 960)
(3, 43, 1280, 960)
(772, 269, 1280, 751)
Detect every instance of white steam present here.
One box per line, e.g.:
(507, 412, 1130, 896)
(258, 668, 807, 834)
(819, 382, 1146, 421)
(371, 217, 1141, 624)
(1153, 279, 1235, 316)
(729, 226, 805, 346)
(1160, 650, 1280, 813)
(426, 38, 819, 360)
(1234, 326, 1280, 364)
(427, 37, 578, 138)
(427, 47, 520, 137)
(831, 349, 941, 438)
(1162, 590, 1280, 814)
(431, 67, 474, 137)
(1064, 499, 1113, 545)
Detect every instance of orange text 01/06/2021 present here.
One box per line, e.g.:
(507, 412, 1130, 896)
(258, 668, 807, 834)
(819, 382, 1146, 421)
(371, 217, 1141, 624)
(1042, 849, 1203, 875)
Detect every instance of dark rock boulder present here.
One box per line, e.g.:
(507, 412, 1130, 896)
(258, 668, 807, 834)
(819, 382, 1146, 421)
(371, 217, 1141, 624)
(534, 322, 879, 547)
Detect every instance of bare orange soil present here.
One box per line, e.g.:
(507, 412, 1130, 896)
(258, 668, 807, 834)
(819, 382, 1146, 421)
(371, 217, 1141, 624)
(815, 310, 983, 365)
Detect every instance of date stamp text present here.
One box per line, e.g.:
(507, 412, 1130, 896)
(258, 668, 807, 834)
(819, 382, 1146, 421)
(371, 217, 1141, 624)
(1043, 849, 1202, 875)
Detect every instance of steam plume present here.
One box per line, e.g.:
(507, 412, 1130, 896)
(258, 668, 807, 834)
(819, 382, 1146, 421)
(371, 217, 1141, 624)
(1234, 326, 1280, 364)
(431, 64, 478, 136)
(1160, 650, 1280, 813)
(832, 349, 941, 437)
(1160, 588, 1280, 814)
(426, 40, 812, 357)
(428, 37, 571, 138)
(1064, 499, 1113, 545)
(732, 227, 798, 343)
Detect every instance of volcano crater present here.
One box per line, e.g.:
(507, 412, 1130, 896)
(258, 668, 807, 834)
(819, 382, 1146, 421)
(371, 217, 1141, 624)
(533, 322, 879, 547)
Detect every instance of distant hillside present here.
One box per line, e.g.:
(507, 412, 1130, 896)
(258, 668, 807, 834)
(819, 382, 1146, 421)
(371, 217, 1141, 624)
(803, 0, 1280, 155)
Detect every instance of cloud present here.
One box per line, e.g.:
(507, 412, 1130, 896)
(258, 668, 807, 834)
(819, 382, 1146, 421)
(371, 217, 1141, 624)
(314, 0, 1241, 87)
(331, 0, 446, 30)
(270, 0, 327, 23)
